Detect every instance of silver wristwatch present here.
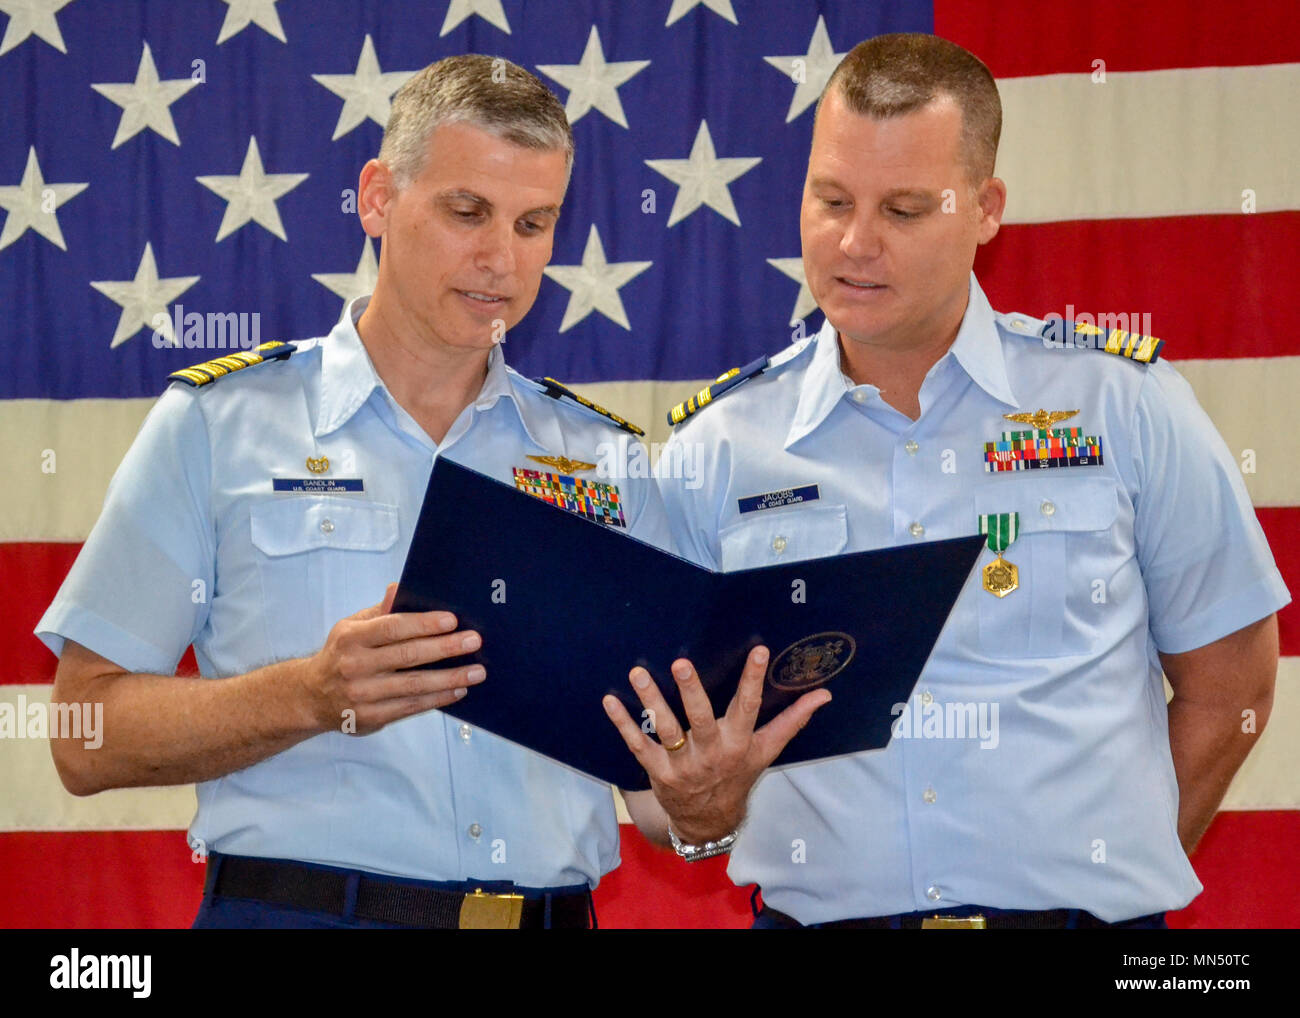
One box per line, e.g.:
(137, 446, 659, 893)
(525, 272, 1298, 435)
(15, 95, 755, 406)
(668, 826, 738, 862)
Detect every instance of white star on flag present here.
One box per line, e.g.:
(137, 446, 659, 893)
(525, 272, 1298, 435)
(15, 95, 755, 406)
(536, 25, 650, 128)
(645, 120, 761, 227)
(216, 0, 286, 45)
(766, 257, 819, 324)
(0, 0, 75, 56)
(664, 0, 737, 28)
(0, 146, 87, 251)
(312, 237, 379, 308)
(543, 224, 651, 332)
(763, 16, 847, 123)
(91, 41, 199, 149)
(90, 242, 200, 349)
(440, 0, 510, 37)
(312, 35, 417, 141)
(196, 137, 309, 242)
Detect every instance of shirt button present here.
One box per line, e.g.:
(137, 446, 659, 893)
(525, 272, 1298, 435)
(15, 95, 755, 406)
(458, 723, 472, 743)
(908, 522, 924, 538)
(904, 439, 919, 455)
(926, 885, 942, 901)
(772, 535, 787, 553)
(467, 823, 482, 840)
(921, 690, 933, 707)
(923, 787, 937, 804)
(1040, 500, 1057, 517)
(319, 519, 334, 534)
(852, 390, 866, 403)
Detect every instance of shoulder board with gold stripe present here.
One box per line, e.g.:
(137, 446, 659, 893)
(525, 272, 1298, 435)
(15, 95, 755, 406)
(1039, 319, 1164, 364)
(533, 377, 644, 437)
(668, 355, 769, 426)
(167, 342, 297, 387)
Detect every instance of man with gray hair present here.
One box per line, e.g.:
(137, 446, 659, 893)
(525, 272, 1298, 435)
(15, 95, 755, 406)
(37, 54, 671, 929)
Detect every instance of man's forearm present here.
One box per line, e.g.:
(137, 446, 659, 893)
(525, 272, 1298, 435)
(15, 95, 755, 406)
(620, 789, 673, 847)
(1167, 695, 1271, 853)
(1162, 614, 1278, 855)
(51, 653, 324, 795)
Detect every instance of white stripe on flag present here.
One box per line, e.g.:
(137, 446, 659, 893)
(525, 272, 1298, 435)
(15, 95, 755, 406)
(3, 357, 1298, 542)
(0, 685, 197, 831)
(997, 63, 1300, 223)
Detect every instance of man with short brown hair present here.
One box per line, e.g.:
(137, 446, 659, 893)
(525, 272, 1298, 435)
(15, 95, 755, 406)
(607, 33, 1287, 929)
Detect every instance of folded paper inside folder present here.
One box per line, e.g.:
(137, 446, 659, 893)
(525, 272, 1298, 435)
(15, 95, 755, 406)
(393, 458, 984, 790)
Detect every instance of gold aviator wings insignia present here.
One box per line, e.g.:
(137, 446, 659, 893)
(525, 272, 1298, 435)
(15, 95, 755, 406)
(1002, 408, 1080, 429)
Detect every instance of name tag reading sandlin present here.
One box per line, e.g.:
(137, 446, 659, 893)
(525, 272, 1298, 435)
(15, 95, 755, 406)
(272, 478, 365, 494)
(737, 484, 820, 515)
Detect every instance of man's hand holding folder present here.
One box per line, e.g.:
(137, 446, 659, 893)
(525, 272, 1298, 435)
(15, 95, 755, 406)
(306, 582, 487, 736)
(603, 648, 831, 846)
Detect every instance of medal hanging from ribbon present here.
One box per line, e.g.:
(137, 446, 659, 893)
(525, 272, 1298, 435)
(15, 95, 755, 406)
(978, 512, 1020, 597)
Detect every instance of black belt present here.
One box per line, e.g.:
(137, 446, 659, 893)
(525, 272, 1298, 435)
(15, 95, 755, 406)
(206, 852, 593, 929)
(758, 904, 1164, 929)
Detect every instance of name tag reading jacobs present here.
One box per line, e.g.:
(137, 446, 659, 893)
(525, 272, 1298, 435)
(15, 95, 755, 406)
(272, 478, 365, 494)
(738, 484, 820, 514)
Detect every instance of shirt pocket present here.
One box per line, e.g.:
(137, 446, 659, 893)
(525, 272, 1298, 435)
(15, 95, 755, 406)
(249, 498, 400, 656)
(718, 503, 848, 571)
(974, 474, 1120, 659)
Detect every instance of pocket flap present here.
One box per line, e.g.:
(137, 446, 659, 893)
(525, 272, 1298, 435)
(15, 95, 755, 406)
(250, 499, 400, 556)
(974, 474, 1118, 534)
(719, 503, 848, 571)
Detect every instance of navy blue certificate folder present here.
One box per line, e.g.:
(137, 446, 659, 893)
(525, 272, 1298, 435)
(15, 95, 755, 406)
(393, 458, 984, 791)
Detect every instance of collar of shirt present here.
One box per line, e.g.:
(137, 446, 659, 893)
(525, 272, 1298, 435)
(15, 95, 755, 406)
(784, 273, 1019, 449)
(313, 295, 561, 454)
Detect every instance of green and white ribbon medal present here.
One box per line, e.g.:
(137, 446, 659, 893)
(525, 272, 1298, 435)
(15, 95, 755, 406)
(978, 512, 1020, 597)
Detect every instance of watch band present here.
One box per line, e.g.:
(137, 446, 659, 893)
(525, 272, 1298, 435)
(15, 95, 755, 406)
(668, 827, 738, 862)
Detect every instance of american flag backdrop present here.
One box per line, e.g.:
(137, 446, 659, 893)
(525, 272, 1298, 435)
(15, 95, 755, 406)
(1, 0, 1297, 929)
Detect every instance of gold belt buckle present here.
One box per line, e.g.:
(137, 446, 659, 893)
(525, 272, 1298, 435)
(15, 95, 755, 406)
(921, 914, 987, 929)
(458, 888, 525, 929)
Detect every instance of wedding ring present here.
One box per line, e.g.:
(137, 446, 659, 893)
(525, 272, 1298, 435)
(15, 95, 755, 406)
(663, 735, 687, 752)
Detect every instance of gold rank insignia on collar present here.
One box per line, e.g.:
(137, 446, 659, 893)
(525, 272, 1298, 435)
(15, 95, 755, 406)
(1003, 408, 1079, 429)
(533, 377, 644, 436)
(668, 354, 769, 426)
(527, 454, 596, 474)
(167, 341, 297, 387)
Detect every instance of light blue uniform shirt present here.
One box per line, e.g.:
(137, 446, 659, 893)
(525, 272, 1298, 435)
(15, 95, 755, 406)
(37, 296, 673, 889)
(658, 273, 1289, 923)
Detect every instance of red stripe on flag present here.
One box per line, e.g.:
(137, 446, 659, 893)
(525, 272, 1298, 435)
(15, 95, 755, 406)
(1, 541, 201, 684)
(2, 814, 1296, 928)
(975, 213, 1300, 361)
(1258, 509, 1300, 658)
(0, 830, 204, 929)
(935, 0, 1300, 78)
(1169, 810, 1300, 929)
(0, 542, 79, 685)
(593, 825, 752, 928)
(5, 508, 1298, 685)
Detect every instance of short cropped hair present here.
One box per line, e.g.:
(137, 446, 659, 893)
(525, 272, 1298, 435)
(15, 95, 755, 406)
(817, 33, 1002, 183)
(378, 54, 574, 190)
